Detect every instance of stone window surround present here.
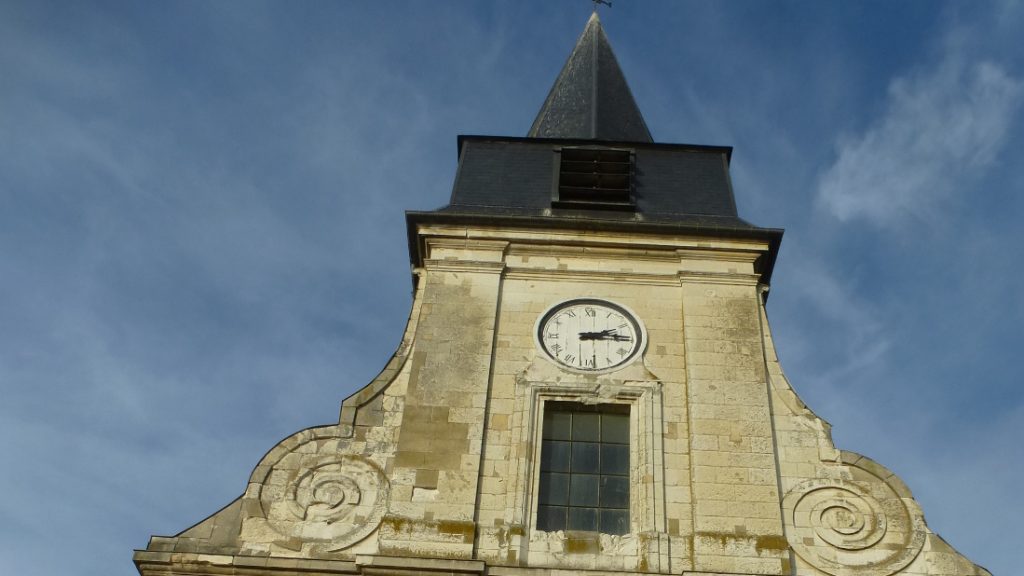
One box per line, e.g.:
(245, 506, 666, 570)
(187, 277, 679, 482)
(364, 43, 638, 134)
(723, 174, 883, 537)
(514, 378, 667, 547)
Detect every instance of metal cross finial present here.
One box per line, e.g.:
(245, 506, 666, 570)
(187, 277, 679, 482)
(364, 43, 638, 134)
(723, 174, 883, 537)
(592, 0, 612, 11)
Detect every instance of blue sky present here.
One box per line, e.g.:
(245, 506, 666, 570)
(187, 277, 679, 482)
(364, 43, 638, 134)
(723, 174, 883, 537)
(1, 2, 1020, 575)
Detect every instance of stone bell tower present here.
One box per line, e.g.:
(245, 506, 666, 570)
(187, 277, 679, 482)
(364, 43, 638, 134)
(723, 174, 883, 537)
(134, 13, 990, 576)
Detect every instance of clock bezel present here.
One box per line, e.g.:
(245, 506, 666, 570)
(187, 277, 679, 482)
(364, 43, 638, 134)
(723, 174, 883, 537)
(534, 298, 647, 373)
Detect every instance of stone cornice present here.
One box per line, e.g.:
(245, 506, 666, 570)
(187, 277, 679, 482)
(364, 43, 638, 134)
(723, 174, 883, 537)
(414, 223, 772, 254)
(134, 552, 486, 576)
(422, 259, 506, 274)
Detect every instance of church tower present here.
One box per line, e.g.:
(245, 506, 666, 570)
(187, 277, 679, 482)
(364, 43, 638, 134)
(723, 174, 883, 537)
(134, 14, 990, 576)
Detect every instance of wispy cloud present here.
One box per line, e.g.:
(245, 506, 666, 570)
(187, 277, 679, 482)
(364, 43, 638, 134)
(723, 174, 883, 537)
(817, 54, 1022, 226)
(772, 251, 891, 386)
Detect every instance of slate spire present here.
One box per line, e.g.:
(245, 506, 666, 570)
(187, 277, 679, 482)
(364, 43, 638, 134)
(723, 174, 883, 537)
(528, 12, 653, 143)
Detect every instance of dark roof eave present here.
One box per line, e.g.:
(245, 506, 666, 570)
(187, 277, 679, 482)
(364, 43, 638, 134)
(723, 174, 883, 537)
(405, 210, 782, 288)
(456, 134, 733, 163)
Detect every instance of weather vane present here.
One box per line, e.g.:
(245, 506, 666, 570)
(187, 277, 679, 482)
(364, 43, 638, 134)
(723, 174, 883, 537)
(592, 0, 612, 11)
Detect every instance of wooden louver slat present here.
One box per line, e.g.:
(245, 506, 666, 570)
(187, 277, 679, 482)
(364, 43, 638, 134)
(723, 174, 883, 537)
(554, 148, 635, 210)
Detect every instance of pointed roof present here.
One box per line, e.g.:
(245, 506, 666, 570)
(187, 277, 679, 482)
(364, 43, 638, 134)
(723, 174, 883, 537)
(528, 12, 653, 143)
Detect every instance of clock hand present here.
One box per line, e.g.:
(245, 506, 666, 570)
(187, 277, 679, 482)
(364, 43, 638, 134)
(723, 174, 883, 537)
(579, 329, 632, 342)
(588, 329, 633, 342)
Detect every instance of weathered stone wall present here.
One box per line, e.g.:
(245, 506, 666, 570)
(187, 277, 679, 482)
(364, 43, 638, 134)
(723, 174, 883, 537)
(682, 280, 787, 575)
(135, 223, 990, 576)
(382, 239, 506, 559)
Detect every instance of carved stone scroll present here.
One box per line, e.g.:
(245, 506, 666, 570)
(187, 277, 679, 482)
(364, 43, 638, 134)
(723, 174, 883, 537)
(259, 454, 390, 553)
(783, 471, 926, 576)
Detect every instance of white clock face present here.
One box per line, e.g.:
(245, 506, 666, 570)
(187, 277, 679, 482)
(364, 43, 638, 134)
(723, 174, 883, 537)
(537, 299, 643, 372)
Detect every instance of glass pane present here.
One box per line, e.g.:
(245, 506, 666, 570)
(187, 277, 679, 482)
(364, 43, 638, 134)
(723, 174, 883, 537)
(537, 505, 566, 531)
(537, 405, 635, 536)
(572, 412, 600, 441)
(600, 475, 630, 508)
(543, 410, 571, 440)
(567, 507, 598, 531)
(600, 509, 629, 535)
(538, 472, 569, 505)
(601, 444, 629, 474)
(572, 442, 599, 473)
(569, 474, 599, 506)
(540, 440, 571, 472)
(601, 412, 629, 444)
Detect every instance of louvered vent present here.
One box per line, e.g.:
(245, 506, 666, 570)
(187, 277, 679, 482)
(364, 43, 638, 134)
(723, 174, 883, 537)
(553, 147, 635, 210)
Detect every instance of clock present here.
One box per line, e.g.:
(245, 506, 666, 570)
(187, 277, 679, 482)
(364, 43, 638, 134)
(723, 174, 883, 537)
(536, 299, 644, 372)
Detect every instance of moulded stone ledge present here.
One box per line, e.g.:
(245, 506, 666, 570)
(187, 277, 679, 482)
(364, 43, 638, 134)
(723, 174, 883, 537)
(356, 555, 486, 576)
(133, 550, 361, 576)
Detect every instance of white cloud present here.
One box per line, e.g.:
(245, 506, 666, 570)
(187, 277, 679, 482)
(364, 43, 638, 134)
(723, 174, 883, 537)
(769, 252, 893, 405)
(817, 56, 1022, 226)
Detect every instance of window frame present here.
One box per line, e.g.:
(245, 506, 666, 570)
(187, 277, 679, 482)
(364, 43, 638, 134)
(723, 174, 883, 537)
(513, 380, 666, 547)
(535, 402, 632, 535)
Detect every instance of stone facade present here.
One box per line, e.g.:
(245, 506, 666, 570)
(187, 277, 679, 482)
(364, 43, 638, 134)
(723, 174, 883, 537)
(134, 13, 990, 576)
(134, 225, 990, 576)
